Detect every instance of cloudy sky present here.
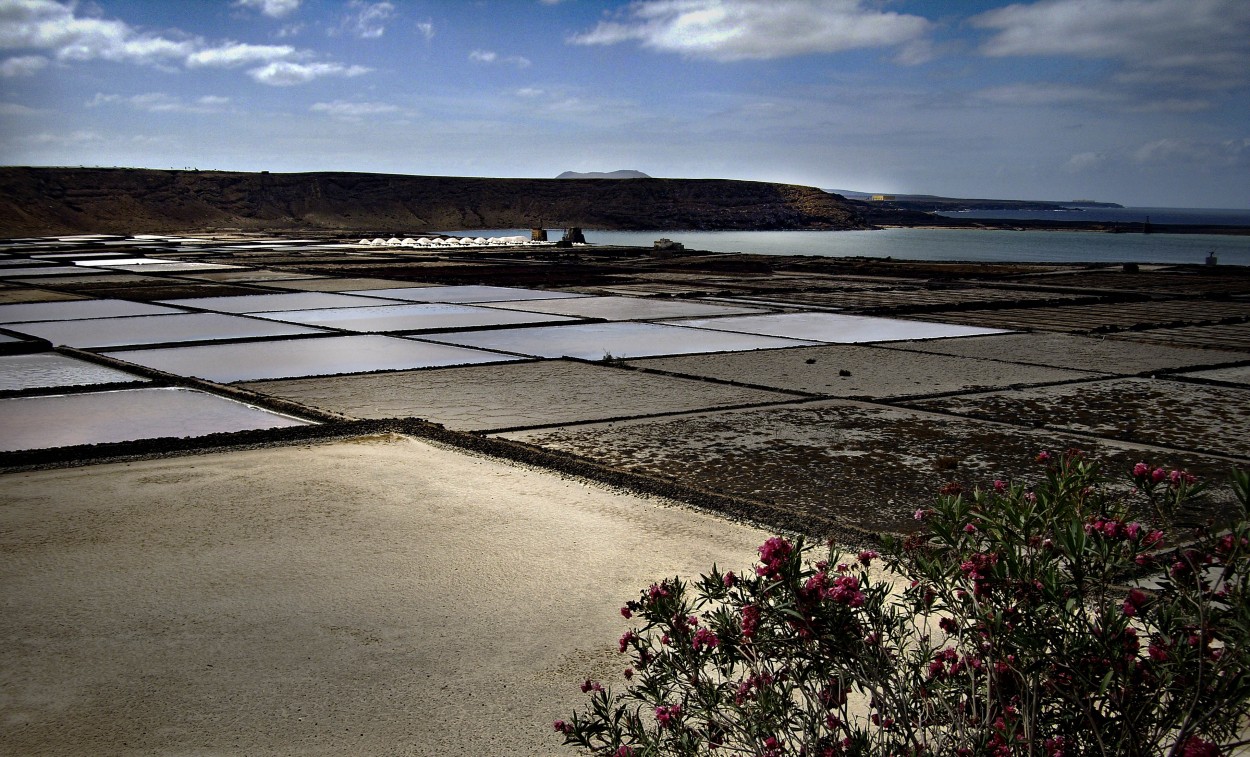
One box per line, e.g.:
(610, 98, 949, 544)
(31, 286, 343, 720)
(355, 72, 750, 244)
(1, 0, 1247, 207)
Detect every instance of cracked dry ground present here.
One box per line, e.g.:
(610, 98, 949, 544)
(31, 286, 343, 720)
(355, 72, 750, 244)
(502, 401, 1241, 536)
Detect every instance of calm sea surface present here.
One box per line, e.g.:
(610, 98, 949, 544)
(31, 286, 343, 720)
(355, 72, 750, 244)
(447, 227, 1250, 266)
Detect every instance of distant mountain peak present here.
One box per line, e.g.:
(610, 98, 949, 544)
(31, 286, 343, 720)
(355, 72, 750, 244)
(556, 170, 651, 180)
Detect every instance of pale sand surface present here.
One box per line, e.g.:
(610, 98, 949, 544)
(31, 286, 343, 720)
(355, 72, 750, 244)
(0, 434, 775, 756)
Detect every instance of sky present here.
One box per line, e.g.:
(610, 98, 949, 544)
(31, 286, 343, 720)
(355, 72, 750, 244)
(0, 0, 1247, 208)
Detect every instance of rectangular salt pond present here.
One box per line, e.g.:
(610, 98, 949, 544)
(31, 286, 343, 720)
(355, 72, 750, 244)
(0, 353, 149, 392)
(0, 299, 186, 323)
(479, 295, 767, 321)
(104, 334, 517, 383)
(99, 262, 242, 273)
(75, 258, 176, 266)
(348, 285, 589, 303)
(0, 387, 310, 451)
(1, 266, 110, 278)
(251, 303, 581, 333)
(4, 313, 329, 349)
(665, 312, 1008, 343)
(421, 322, 817, 360)
(158, 291, 404, 314)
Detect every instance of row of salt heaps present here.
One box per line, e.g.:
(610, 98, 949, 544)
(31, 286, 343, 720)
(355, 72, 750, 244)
(357, 236, 532, 248)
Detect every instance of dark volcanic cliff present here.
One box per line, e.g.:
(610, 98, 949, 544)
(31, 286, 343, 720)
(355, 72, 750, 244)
(0, 167, 870, 235)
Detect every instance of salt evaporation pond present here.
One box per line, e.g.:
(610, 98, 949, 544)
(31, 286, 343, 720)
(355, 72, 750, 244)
(0, 266, 109, 278)
(251, 303, 581, 333)
(159, 291, 403, 314)
(351, 285, 589, 304)
(0, 299, 186, 323)
(479, 295, 766, 321)
(0, 353, 149, 392)
(0, 387, 310, 451)
(668, 312, 1008, 343)
(4, 313, 329, 349)
(423, 321, 818, 360)
(104, 334, 517, 383)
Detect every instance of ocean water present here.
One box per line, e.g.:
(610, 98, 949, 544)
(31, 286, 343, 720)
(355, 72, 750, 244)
(447, 227, 1250, 266)
(935, 206, 1250, 226)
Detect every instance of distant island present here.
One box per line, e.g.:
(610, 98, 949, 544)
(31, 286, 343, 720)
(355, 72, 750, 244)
(556, 170, 652, 180)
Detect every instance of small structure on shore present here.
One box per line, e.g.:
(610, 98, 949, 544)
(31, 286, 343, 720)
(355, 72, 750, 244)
(654, 238, 684, 251)
(562, 227, 585, 244)
(531, 228, 548, 242)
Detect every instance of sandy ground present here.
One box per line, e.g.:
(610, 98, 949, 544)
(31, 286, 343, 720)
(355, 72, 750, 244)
(0, 433, 778, 756)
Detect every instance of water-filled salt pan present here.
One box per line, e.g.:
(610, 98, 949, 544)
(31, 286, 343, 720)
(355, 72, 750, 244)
(4, 313, 328, 349)
(104, 334, 516, 383)
(480, 295, 766, 321)
(422, 322, 817, 360)
(0, 387, 309, 451)
(0, 299, 185, 323)
(0, 353, 149, 391)
(251, 303, 579, 333)
(158, 291, 404, 314)
(345, 285, 588, 304)
(667, 312, 1008, 343)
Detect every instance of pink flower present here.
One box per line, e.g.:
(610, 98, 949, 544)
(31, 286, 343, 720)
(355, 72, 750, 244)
(963, 523, 978, 534)
(1125, 522, 1142, 539)
(1151, 467, 1167, 483)
(914, 509, 927, 521)
(741, 605, 761, 639)
(1180, 736, 1219, 757)
(654, 704, 681, 728)
(993, 479, 1007, 493)
(618, 631, 637, 654)
(756, 537, 793, 578)
(620, 606, 632, 619)
(857, 550, 879, 566)
(553, 720, 573, 735)
(1036, 450, 1052, 462)
(614, 747, 635, 757)
(722, 571, 736, 587)
(692, 627, 720, 650)
(1132, 462, 1150, 477)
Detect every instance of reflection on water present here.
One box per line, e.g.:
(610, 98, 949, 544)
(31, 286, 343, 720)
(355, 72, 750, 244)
(0, 299, 185, 323)
(0, 387, 310, 451)
(158, 291, 404, 314)
(5, 313, 328, 349)
(668, 312, 1007, 343)
(348, 285, 589, 303)
(423, 321, 817, 360)
(105, 334, 516, 382)
(0, 353, 148, 391)
(479, 295, 765, 321)
(251, 303, 579, 333)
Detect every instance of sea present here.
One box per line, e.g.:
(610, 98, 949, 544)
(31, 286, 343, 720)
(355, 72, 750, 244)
(444, 207, 1250, 266)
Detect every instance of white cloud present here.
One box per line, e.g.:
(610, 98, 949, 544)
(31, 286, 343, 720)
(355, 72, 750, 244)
(974, 82, 1213, 114)
(186, 42, 297, 68)
(0, 0, 194, 65)
(1064, 151, 1107, 173)
(311, 100, 401, 120)
(469, 49, 531, 68)
(0, 54, 47, 76)
(1132, 137, 1249, 167)
(234, 0, 302, 19)
(23, 129, 101, 145)
(0, 100, 41, 114)
(971, 0, 1250, 90)
(568, 0, 930, 62)
(87, 92, 232, 114)
(338, 1, 396, 40)
(0, 2, 369, 85)
(516, 87, 546, 98)
(248, 60, 370, 86)
(416, 22, 434, 40)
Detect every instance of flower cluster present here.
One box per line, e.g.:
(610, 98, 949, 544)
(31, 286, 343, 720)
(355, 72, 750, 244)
(556, 456, 1250, 756)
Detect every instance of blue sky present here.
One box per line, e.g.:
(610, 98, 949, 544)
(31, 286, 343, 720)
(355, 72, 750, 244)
(1, 0, 1247, 207)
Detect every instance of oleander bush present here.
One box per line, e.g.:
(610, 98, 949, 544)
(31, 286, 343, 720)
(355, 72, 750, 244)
(556, 450, 1250, 756)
